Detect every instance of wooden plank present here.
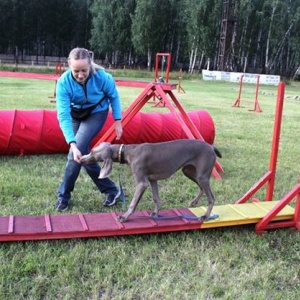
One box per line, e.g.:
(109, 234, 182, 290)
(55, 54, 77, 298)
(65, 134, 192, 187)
(190, 201, 295, 229)
(44, 214, 52, 232)
(78, 213, 89, 231)
(8, 216, 14, 234)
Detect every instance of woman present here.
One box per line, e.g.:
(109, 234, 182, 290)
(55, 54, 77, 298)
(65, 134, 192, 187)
(55, 47, 123, 211)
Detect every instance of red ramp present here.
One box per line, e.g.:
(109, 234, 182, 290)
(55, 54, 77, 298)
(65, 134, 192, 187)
(0, 208, 203, 242)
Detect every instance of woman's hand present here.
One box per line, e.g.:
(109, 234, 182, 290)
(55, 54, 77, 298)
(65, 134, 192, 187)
(70, 142, 82, 163)
(115, 120, 123, 140)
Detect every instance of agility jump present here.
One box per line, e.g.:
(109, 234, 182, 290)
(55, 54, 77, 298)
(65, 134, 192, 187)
(233, 74, 262, 112)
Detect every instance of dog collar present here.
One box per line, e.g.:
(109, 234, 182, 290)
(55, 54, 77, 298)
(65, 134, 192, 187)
(118, 144, 125, 164)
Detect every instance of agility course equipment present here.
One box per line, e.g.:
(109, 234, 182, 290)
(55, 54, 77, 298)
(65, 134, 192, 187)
(178, 69, 186, 93)
(233, 74, 262, 112)
(154, 53, 171, 83)
(152, 53, 173, 107)
(0, 110, 215, 156)
(49, 62, 63, 99)
(0, 202, 295, 242)
(235, 82, 299, 233)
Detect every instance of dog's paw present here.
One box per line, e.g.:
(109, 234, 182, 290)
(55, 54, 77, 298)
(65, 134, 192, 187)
(200, 215, 208, 222)
(151, 211, 159, 218)
(116, 215, 127, 223)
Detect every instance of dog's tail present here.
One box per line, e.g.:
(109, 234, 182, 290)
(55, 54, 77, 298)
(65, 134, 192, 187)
(213, 146, 222, 158)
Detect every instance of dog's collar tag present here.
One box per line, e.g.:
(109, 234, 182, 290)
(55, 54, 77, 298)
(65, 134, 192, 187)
(118, 144, 125, 164)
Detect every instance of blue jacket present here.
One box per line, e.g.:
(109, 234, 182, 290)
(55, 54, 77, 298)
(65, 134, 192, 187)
(56, 68, 122, 144)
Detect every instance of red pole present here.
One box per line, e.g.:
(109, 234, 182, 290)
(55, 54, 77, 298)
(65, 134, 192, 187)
(154, 54, 159, 82)
(295, 183, 300, 229)
(178, 69, 186, 93)
(250, 75, 262, 112)
(55, 62, 62, 76)
(165, 53, 171, 83)
(265, 82, 285, 200)
(233, 75, 244, 107)
(254, 75, 260, 105)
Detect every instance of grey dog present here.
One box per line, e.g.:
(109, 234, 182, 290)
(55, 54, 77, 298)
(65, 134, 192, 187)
(80, 139, 222, 222)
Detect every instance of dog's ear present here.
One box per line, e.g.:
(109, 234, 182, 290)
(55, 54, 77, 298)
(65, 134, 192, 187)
(99, 158, 113, 178)
(98, 143, 113, 178)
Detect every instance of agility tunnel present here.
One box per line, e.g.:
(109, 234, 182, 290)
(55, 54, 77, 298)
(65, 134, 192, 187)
(0, 109, 215, 155)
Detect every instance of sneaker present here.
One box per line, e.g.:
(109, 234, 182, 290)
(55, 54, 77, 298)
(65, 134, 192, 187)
(55, 199, 70, 212)
(103, 192, 120, 207)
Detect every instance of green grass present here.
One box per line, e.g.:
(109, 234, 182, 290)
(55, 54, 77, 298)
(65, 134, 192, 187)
(0, 74, 300, 299)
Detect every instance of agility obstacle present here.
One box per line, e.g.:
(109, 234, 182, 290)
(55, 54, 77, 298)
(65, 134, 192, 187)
(0, 110, 215, 156)
(178, 69, 186, 93)
(154, 53, 171, 84)
(152, 53, 172, 107)
(233, 74, 262, 112)
(0, 202, 295, 242)
(49, 63, 63, 100)
(235, 82, 299, 233)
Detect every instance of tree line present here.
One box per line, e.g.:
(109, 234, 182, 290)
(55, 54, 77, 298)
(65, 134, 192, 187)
(1, 0, 300, 78)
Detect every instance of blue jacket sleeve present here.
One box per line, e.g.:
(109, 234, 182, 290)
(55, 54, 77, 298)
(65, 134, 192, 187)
(56, 73, 76, 144)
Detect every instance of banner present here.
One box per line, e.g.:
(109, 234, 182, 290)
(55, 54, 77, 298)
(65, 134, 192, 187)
(202, 70, 280, 86)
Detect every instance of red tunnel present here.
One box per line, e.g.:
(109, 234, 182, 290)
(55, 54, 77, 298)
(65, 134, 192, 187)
(0, 110, 215, 156)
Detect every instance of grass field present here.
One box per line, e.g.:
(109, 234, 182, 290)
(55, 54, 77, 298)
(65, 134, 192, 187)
(0, 72, 299, 299)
